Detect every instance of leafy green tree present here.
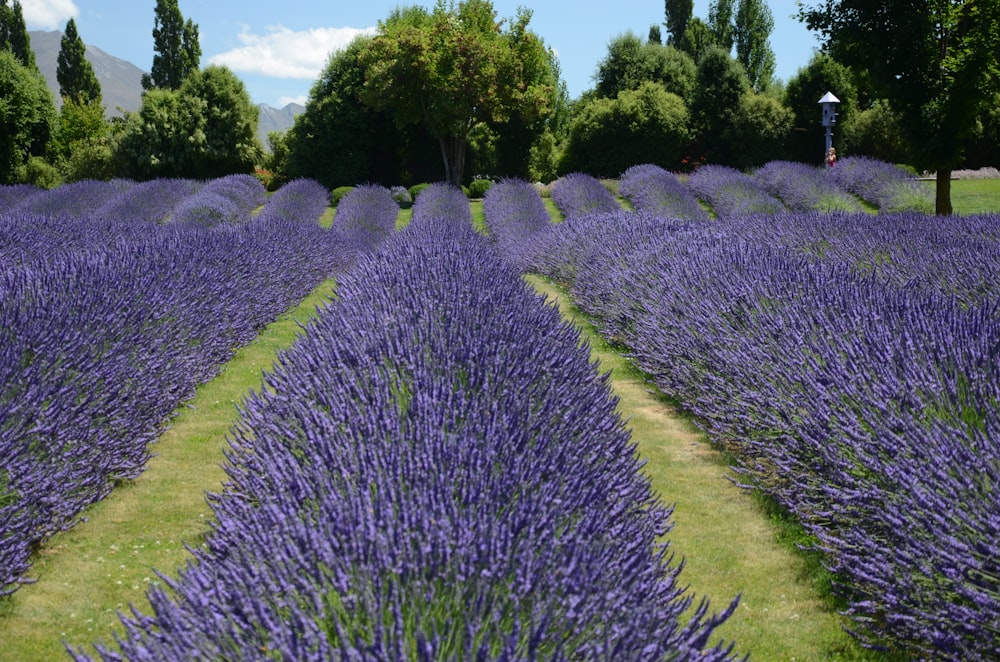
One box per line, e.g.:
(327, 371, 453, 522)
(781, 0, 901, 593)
(358, 0, 553, 187)
(0, 0, 34, 69)
(842, 99, 909, 164)
(180, 65, 261, 179)
(800, 0, 1000, 214)
(595, 32, 696, 100)
(733, 0, 775, 91)
(57, 18, 102, 104)
(726, 92, 792, 168)
(648, 24, 662, 45)
(0, 50, 55, 183)
(677, 17, 714, 59)
(708, 0, 736, 52)
(664, 0, 693, 46)
(689, 45, 749, 164)
(115, 88, 201, 178)
(142, 0, 200, 90)
(963, 93, 1000, 169)
(783, 53, 857, 164)
(56, 98, 114, 181)
(559, 81, 690, 177)
(286, 36, 438, 189)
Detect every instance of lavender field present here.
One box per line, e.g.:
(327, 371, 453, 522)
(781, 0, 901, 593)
(2, 160, 997, 659)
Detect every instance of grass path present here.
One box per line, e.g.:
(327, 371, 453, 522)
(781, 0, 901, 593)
(0, 279, 338, 662)
(525, 275, 877, 661)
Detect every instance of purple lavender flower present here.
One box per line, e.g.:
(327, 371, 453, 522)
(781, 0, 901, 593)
(550, 172, 621, 218)
(619, 163, 710, 221)
(687, 165, 786, 217)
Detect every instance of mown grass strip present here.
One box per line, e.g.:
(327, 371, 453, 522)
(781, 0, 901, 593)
(0, 278, 338, 662)
(524, 274, 881, 661)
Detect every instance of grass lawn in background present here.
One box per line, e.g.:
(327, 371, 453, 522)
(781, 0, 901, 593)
(944, 178, 1000, 215)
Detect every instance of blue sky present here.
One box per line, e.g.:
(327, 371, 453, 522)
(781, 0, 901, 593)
(25, 0, 824, 108)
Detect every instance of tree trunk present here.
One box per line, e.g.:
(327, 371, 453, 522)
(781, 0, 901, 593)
(936, 169, 953, 216)
(437, 134, 466, 188)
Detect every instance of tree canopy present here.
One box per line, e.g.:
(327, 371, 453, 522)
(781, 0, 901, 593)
(142, 0, 201, 90)
(357, 0, 553, 186)
(0, 0, 34, 69)
(0, 50, 55, 183)
(57, 18, 102, 104)
(800, 0, 1000, 214)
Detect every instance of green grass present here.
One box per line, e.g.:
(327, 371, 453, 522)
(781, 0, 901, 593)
(941, 178, 1000, 215)
(0, 278, 338, 662)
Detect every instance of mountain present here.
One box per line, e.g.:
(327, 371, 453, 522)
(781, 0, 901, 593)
(28, 30, 301, 143)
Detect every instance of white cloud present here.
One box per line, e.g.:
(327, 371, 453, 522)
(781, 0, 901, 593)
(278, 95, 309, 108)
(209, 25, 375, 79)
(21, 0, 78, 30)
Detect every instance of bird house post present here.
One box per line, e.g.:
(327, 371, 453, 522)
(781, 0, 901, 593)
(818, 91, 840, 163)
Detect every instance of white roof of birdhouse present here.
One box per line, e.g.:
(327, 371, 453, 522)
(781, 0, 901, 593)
(818, 91, 840, 104)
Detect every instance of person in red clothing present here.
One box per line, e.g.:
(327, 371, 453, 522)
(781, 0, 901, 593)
(825, 147, 837, 167)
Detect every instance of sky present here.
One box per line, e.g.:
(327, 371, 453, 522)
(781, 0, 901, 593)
(24, 0, 825, 108)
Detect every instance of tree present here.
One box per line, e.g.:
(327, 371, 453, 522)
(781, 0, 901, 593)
(595, 32, 696, 101)
(726, 92, 793, 168)
(358, 0, 553, 187)
(783, 53, 856, 163)
(708, 0, 736, 52)
(664, 0, 693, 46)
(677, 17, 714, 60)
(733, 0, 775, 91)
(0, 50, 55, 183)
(286, 35, 439, 189)
(799, 1, 1000, 215)
(648, 24, 662, 45)
(689, 45, 750, 164)
(142, 0, 200, 90)
(57, 18, 102, 104)
(179, 65, 261, 179)
(0, 0, 35, 69)
(559, 81, 690, 177)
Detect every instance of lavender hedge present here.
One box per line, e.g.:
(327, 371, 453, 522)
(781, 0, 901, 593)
(550, 172, 621, 218)
(686, 165, 786, 218)
(482, 178, 553, 270)
(828, 156, 933, 213)
(753, 160, 862, 213)
(410, 182, 473, 225)
(76, 216, 740, 661)
(169, 174, 266, 227)
(619, 164, 710, 221)
(512, 205, 1000, 659)
(331, 183, 399, 250)
(0, 178, 348, 597)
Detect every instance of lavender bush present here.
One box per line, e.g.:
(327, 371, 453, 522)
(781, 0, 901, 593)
(514, 206, 1000, 659)
(331, 183, 399, 251)
(76, 216, 740, 661)
(0, 178, 349, 597)
(410, 182, 473, 226)
(550, 172, 621, 218)
(754, 160, 862, 213)
(482, 178, 553, 270)
(619, 164, 710, 221)
(686, 165, 786, 218)
(829, 156, 933, 213)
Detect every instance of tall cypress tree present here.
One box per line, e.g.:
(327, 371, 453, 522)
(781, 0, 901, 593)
(57, 18, 102, 104)
(664, 0, 693, 46)
(141, 0, 200, 90)
(1, 0, 36, 69)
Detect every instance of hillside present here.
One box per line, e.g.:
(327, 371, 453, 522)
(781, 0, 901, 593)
(28, 30, 301, 144)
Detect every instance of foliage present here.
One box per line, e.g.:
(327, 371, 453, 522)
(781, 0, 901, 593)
(799, 0, 1000, 214)
(467, 178, 493, 198)
(782, 53, 857, 164)
(842, 99, 909, 165)
(664, 0, 694, 46)
(357, 0, 553, 186)
(732, 0, 775, 91)
(0, 0, 34, 69)
(116, 66, 261, 180)
(594, 32, 697, 100)
(725, 92, 793, 169)
(0, 50, 55, 184)
(285, 35, 439, 189)
(54, 99, 115, 182)
(559, 82, 690, 177)
(689, 46, 750, 165)
(330, 185, 354, 206)
(141, 0, 200, 90)
(179, 65, 261, 179)
(708, 0, 736, 51)
(57, 18, 101, 105)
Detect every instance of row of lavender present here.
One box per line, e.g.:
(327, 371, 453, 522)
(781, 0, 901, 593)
(0, 177, 349, 597)
(76, 185, 739, 660)
(486, 177, 1000, 660)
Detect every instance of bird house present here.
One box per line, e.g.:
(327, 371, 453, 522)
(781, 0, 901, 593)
(819, 91, 840, 127)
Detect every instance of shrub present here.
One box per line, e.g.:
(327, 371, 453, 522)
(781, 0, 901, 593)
(408, 182, 432, 201)
(330, 186, 354, 206)
(467, 178, 493, 198)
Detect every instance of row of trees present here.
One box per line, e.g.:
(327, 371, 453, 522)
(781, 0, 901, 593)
(0, 0, 261, 186)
